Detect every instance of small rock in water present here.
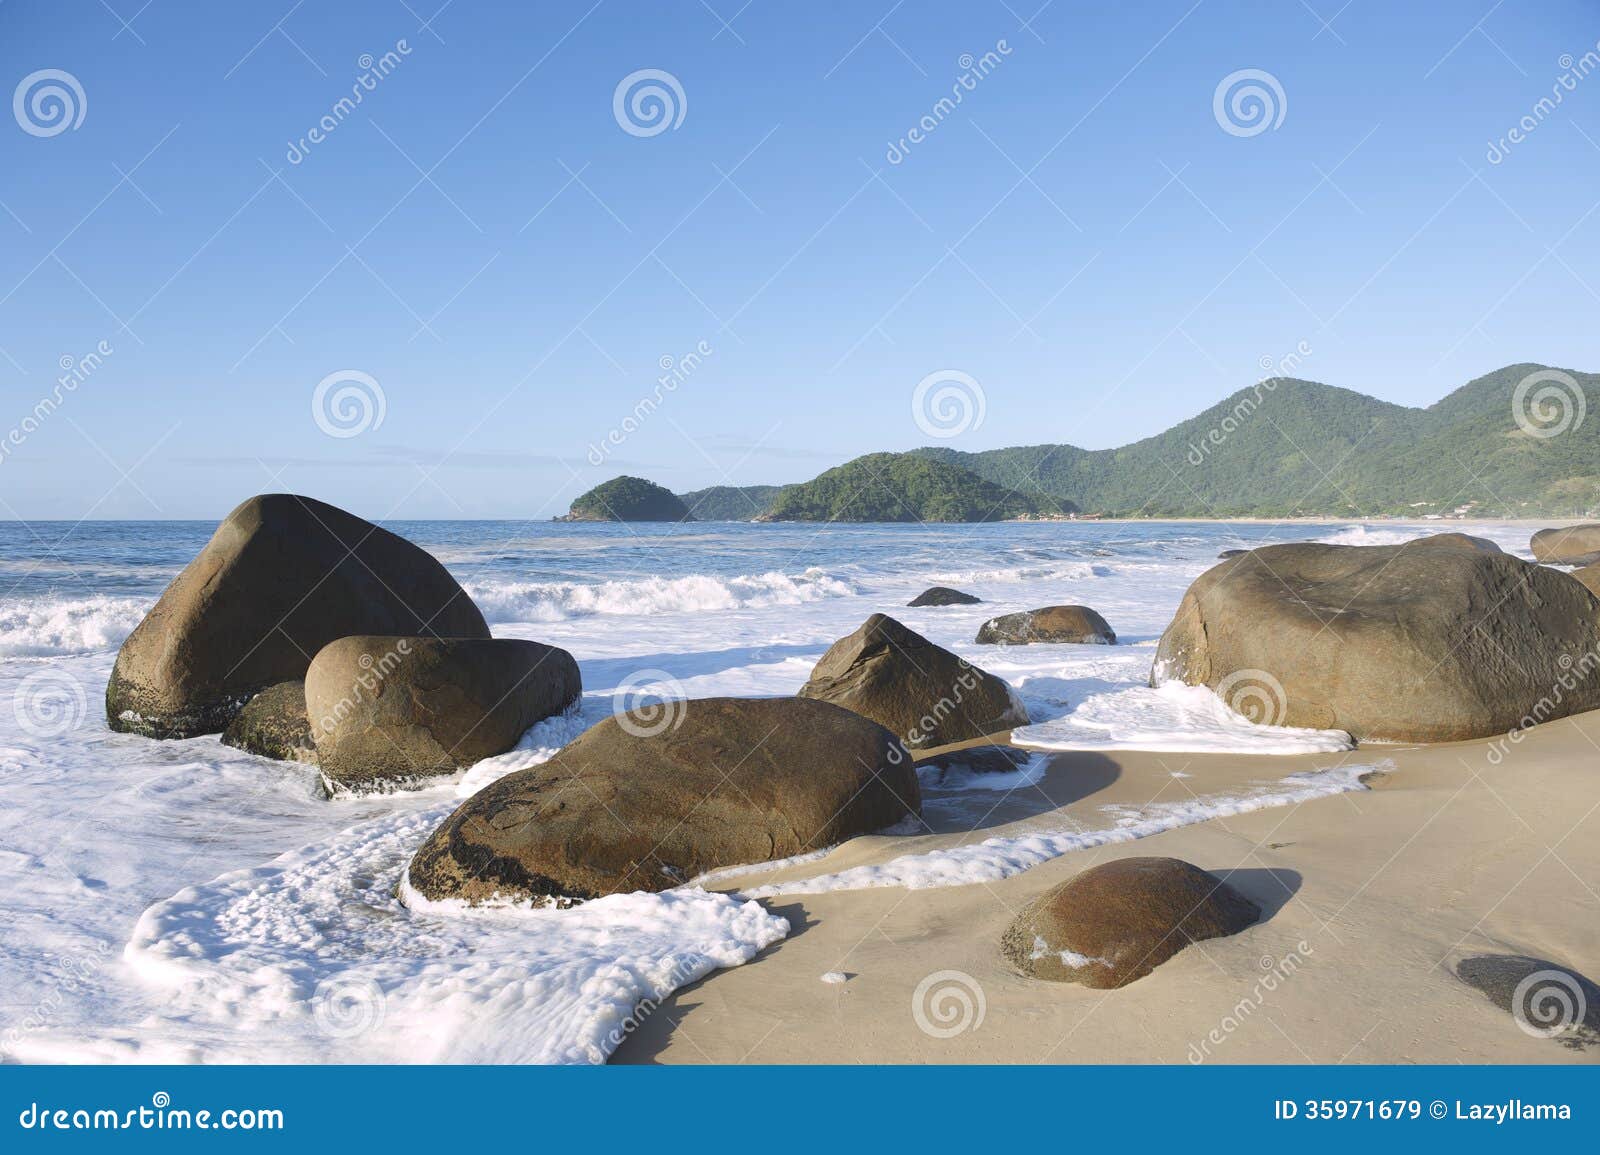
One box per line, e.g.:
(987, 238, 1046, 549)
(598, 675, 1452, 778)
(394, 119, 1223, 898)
(820, 971, 848, 985)
(908, 586, 981, 607)
(975, 605, 1116, 646)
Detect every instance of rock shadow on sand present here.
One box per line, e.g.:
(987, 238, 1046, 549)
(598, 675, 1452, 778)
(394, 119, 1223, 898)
(917, 749, 1121, 833)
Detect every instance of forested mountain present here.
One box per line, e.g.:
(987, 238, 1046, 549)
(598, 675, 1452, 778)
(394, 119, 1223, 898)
(676, 485, 784, 521)
(915, 364, 1600, 517)
(654, 365, 1600, 521)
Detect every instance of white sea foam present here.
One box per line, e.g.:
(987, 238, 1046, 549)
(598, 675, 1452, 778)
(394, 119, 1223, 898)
(930, 561, 1111, 585)
(739, 761, 1386, 898)
(105, 806, 788, 1064)
(0, 595, 149, 656)
(467, 567, 857, 622)
(1011, 681, 1354, 754)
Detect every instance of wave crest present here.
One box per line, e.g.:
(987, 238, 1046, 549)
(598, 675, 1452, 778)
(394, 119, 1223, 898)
(0, 596, 149, 656)
(466, 567, 857, 623)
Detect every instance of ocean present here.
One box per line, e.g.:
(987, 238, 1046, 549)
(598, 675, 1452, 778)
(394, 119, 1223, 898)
(0, 517, 1533, 1063)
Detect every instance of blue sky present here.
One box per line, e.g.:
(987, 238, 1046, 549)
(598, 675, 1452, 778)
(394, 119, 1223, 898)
(1, 0, 1598, 518)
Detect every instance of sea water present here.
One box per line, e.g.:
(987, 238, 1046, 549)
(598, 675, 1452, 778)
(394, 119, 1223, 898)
(0, 518, 1533, 1062)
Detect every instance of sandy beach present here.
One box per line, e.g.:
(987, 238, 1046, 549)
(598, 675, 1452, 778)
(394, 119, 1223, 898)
(617, 720, 1600, 1064)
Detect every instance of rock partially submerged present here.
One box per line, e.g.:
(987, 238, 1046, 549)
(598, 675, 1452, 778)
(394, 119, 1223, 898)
(798, 614, 1028, 748)
(1531, 524, 1600, 565)
(1455, 955, 1600, 1049)
(915, 743, 1032, 786)
(908, 586, 981, 607)
(406, 696, 917, 904)
(107, 494, 488, 738)
(1001, 857, 1260, 988)
(976, 605, 1116, 645)
(307, 636, 580, 791)
(220, 681, 316, 763)
(1153, 533, 1600, 742)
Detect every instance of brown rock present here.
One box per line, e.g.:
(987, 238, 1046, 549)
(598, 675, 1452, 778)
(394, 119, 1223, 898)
(1571, 562, 1600, 600)
(306, 636, 580, 791)
(798, 614, 1027, 749)
(1531, 523, 1600, 564)
(406, 696, 917, 904)
(219, 681, 316, 763)
(107, 494, 488, 738)
(976, 605, 1116, 645)
(1153, 533, 1600, 742)
(1001, 857, 1260, 988)
(908, 586, 981, 607)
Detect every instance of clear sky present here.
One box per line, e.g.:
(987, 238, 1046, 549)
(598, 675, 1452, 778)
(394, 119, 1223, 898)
(2, 0, 1598, 519)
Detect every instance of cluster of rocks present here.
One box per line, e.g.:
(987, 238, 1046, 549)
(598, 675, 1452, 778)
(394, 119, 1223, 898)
(108, 495, 582, 791)
(906, 586, 1120, 648)
(111, 501, 1600, 1001)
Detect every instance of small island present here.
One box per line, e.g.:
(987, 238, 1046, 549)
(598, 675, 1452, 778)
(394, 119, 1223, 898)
(558, 476, 693, 522)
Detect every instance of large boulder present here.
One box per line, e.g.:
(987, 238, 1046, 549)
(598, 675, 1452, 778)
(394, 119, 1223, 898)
(306, 636, 580, 791)
(798, 614, 1028, 749)
(1001, 857, 1260, 988)
(406, 696, 917, 903)
(908, 586, 981, 607)
(1153, 534, 1600, 742)
(220, 681, 316, 763)
(976, 605, 1116, 645)
(107, 495, 489, 738)
(1531, 524, 1600, 565)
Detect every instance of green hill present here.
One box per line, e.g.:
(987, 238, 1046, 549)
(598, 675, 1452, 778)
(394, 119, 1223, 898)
(676, 484, 784, 521)
(561, 476, 692, 522)
(915, 364, 1600, 518)
(758, 452, 1062, 523)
